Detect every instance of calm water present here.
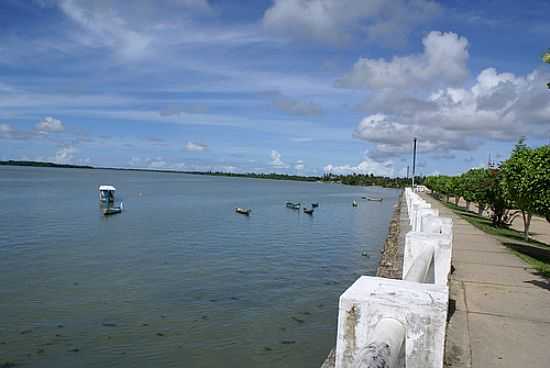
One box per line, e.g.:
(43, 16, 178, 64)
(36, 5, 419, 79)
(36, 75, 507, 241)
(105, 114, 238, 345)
(0, 166, 399, 368)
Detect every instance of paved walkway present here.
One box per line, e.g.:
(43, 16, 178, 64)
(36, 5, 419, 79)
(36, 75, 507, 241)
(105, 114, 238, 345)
(421, 194, 550, 368)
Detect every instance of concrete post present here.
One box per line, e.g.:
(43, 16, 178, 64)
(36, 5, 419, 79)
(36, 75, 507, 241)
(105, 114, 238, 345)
(403, 245, 434, 283)
(353, 318, 405, 368)
(335, 277, 448, 368)
(404, 232, 452, 286)
(414, 208, 439, 232)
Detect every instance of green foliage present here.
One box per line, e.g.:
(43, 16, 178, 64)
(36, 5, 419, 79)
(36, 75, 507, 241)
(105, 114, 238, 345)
(321, 174, 412, 188)
(460, 168, 491, 204)
(424, 175, 453, 199)
(425, 141, 549, 239)
(500, 143, 550, 218)
(191, 171, 320, 182)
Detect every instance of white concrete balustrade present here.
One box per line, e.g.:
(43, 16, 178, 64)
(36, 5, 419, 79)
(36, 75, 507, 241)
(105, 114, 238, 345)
(334, 188, 453, 368)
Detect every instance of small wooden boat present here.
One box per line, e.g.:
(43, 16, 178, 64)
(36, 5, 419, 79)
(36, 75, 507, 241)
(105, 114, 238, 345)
(103, 202, 123, 216)
(286, 202, 301, 210)
(303, 208, 314, 215)
(311, 202, 319, 208)
(367, 197, 383, 202)
(352, 200, 358, 207)
(235, 207, 251, 215)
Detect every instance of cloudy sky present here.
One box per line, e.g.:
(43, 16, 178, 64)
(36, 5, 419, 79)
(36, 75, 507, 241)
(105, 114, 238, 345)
(1, 0, 549, 177)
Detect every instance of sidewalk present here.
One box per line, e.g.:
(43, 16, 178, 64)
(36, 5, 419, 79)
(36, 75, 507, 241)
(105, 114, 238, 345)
(420, 194, 550, 368)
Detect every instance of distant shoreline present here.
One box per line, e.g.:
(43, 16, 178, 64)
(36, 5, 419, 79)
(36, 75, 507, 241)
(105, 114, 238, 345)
(0, 160, 319, 182)
(0, 160, 411, 188)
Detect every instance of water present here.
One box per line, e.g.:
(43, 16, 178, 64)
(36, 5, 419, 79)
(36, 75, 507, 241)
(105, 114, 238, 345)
(0, 166, 400, 368)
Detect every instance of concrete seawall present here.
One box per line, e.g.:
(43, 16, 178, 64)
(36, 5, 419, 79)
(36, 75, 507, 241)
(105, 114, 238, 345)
(377, 190, 408, 279)
(321, 190, 406, 368)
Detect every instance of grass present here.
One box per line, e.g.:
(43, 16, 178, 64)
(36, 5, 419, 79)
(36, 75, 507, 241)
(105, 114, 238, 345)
(508, 249, 550, 278)
(437, 199, 550, 277)
(441, 201, 549, 247)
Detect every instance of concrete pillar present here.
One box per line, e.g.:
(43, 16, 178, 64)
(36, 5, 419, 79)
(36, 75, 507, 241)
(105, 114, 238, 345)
(353, 318, 405, 368)
(403, 245, 434, 283)
(415, 208, 439, 232)
(404, 232, 452, 286)
(335, 277, 448, 368)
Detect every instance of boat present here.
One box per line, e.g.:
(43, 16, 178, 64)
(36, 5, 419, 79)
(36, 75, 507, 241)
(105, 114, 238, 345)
(352, 200, 358, 207)
(99, 185, 116, 203)
(361, 196, 367, 200)
(367, 197, 383, 202)
(103, 202, 123, 216)
(235, 207, 251, 215)
(303, 208, 314, 215)
(286, 202, 301, 210)
(311, 202, 319, 208)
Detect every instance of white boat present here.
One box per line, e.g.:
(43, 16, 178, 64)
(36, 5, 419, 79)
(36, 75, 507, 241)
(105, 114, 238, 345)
(235, 207, 251, 215)
(104, 202, 124, 216)
(367, 196, 383, 202)
(99, 185, 116, 203)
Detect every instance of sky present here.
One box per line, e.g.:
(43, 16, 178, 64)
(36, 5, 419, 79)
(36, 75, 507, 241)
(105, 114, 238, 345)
(1, 0, 549, 177)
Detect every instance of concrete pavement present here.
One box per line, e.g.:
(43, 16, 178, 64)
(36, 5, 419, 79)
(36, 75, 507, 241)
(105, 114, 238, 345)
(421, 194, 550, 368)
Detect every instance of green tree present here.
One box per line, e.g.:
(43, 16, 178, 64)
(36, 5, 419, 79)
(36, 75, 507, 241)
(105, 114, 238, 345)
(500, 141, 550, 240)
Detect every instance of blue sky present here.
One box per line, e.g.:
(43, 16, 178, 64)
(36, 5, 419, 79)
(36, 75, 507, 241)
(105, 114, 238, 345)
(1, 0, 549, 177)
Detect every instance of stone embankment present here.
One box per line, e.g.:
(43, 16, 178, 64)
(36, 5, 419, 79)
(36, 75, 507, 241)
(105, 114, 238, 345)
(324, 188, 454, 368)
(321, 191, 407, 368)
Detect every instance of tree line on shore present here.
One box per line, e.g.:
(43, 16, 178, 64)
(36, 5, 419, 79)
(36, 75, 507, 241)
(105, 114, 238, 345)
(424, 140, 550, 240)
(321, 173, 413, 188)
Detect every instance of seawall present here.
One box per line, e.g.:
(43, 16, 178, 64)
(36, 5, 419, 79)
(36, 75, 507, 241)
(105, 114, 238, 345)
(320, 190, 406, 368)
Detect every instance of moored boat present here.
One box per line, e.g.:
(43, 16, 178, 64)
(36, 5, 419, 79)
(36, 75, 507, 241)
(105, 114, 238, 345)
(99, 185, 116, 203)
(367, 197, 383, 202)
(352, 200, 358, 207)
(303, 208, 314, 215)
(235, 207, 251, 215)
(311, 202, 319, 208)
(103, 202, 123, 216)
(286, 201, 301, 209)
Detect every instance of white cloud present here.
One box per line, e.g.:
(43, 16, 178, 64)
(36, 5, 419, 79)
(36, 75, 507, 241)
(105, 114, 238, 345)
(54, 145, 77, 164)
(272, 96, 322, 116)
(270, 150, 289, 168)
(149, 159, 168, 169)
(294, 159, 305, 172)
(324, 158, 394, 177)
(36, 116, 65, 133)
(58, 0, 152, 59)
(185, 141, 208, 152)
(263, 0, 440, 46)
(348, 32, 550, 160)
(57, 0, 213, 60)
(338, 31, 469, 89)
(0, 123, 35, 140)
(160, 103, 209, 116)
(290, 137, 313, 143)
(0, 123, 15, 138)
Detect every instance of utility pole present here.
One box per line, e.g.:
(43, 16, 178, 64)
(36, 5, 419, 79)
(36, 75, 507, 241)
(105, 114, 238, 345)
(412, 137, 417, 189)
(406, 165, 409, 179)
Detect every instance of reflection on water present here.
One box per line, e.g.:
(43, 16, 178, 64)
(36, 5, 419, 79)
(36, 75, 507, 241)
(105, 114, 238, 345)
(0, 166, 399, 368)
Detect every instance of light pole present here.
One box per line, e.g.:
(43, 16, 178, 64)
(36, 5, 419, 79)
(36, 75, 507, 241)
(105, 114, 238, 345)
(411, 137, 417, 189)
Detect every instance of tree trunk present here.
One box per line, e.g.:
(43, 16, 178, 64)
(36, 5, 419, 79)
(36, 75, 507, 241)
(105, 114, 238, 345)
(454, 196, 459, 205)
(521, 211, 532, 241)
